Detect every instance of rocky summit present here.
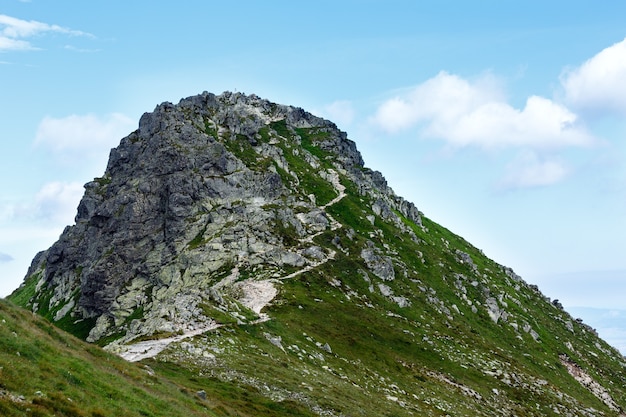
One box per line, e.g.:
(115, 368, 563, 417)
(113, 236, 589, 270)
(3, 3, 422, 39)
(9, 92, 626, 416)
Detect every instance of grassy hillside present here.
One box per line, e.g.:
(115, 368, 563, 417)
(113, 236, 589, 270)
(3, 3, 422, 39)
(0, 298, 316, 417)
(149, 206, 626, 416)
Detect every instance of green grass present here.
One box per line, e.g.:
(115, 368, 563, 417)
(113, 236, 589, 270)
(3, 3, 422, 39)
(199, 303, 239, 325)
(187, 224, 208, 249)
(277, 144, 337, 205)
(294, 127, 333, 161)
(269, 119, 291, 138)
(204, 118, 218, 138)
(0, 299, 216, 417)
(9, 270, 41, 308)
(268, 120, 338, 206)
(15, 279, 98, 341)
(148, 359, 318, 417)
(93, 176, 111, 187)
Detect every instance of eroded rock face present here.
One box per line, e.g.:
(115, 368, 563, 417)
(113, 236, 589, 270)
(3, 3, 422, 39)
(20, 91, 422, 344)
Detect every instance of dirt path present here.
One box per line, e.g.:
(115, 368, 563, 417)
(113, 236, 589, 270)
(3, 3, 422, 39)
(238, 168, 346, 305)
(115, 322, 221, 362)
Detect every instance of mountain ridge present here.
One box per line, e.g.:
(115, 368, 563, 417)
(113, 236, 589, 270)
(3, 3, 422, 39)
(9, 91, 626, 416)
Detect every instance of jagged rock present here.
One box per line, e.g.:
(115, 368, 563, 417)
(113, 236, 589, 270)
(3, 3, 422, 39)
(301, 246, 326, 261)
(296, 209, 329, 232)
(17, 92, 365, 341)
(361, 242, 395, 281)
(264, 333, 284, 351)
(485, 297, 504, 323)
(523, 323, 540, 341)
(279, 251, 306, 267)
(378, 283, 393, 297)
(455, 249, 477, 272)
(502, 266, 524, 283)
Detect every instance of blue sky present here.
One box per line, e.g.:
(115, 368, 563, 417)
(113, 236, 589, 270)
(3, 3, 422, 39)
(1, 1, 626, 351)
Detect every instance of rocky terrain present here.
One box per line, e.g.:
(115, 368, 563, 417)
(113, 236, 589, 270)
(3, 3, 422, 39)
(8, 91, 626, 416)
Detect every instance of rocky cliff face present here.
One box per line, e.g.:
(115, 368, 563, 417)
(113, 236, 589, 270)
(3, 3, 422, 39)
(11, 92, 626, 416)
(18, 92, 420, 344)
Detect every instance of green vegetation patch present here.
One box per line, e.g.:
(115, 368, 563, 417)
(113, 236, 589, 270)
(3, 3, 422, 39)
(223, 134, 273, 171)
(269, 119, 291, 138)
(204, 118, 218, 138)
(187, 224, 208, 249)
(8, 269, 42, 308)
(294, 127, 333, 161)
(278, 146, 337, 206)
(0, 299, 216, 417)
(199, 303, 239, 326)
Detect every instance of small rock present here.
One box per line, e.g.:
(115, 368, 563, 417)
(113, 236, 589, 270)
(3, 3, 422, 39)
(264, 332, 284, 351)
(196, 390, 207, 400)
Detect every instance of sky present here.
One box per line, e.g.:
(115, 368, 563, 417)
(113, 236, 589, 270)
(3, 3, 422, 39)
(1, 1, 626, 351)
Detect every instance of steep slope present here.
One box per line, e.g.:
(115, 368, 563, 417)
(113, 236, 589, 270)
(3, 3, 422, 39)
(10, 92, 626, 416)
(0, 298, 321, 417)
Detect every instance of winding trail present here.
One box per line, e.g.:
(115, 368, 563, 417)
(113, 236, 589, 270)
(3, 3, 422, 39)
(236, 168, 345, 311)
(116, 169, 346, 362)
(114, 322, 220, 362)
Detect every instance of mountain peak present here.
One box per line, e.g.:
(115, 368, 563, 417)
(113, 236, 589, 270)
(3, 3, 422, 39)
(17, 91, 415, 342)
(10, 92, 626, 416)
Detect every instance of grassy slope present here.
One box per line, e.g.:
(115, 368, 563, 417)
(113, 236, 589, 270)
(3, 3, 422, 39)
(151, 200, 626, 416)
(150, 186, 626, 415)
(0, 299, 318, 417)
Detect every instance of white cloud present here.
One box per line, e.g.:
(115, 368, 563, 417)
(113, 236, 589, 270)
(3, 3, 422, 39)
(0, 14, 93, 52)
(64, 44, 100, 53)
(0, 252, 13, 263)
(0, 202, 21, 223)
(0, 14, 90, 38)
(373, 71, 595, 150)
(1, 182, 84, 226)
(34, 113, 135, 153)
(0, 35, 34, 51)
(561, 38, 626, 115)
(373, 71, 503, 134)
(323, 100, 355, 128)
(30, 113, 132, 223)
(34, 181, 84, 225)
(498, 151, 569, 190)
